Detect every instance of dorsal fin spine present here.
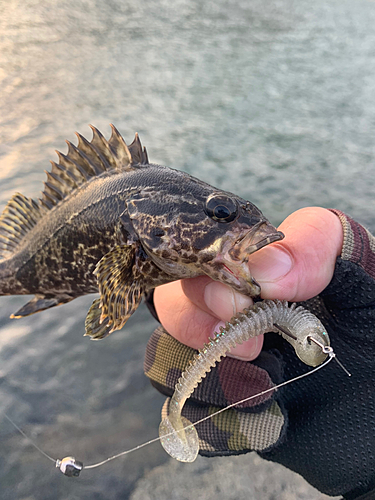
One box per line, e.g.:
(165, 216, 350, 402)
(55, 151, 79, 178)
(45, 171, 65, 198)
(45, 180, 64, 200)
(0, 126, 149, 259)
(143, 146, 149, 164)
(89, 125, 118, 170)
(71, 137, 106, 177)
(128, 132, 148, 165)
(66, 141, 94, 179)
(52, 156, 80, 185)
(39, 198, 54, 210)
(71, 136, 100, 176)
(75, 132, 110, 175)
(31, 199, 39, 210)
(47, 167, 72, 190)
(42, 190, 59, 206)
(109, 124, 132, 167)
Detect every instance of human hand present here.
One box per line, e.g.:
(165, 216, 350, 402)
(146, 207, 375, 498)
(153, 207, 343, 360)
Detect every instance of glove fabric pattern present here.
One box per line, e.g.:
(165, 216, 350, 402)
(144, 210, 375, 500)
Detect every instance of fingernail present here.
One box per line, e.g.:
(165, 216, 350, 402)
(250, 246, 293, 283)
(204, 282, 253, 320)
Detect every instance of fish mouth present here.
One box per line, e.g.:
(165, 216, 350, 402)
(219, 221, 284, 296)
(229, 220, 284, 261)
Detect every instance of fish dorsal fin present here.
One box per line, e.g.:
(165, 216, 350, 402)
(128, 132, 149, 165)
(39, 125, 148, 210)
(0, 126, 149, 257)
(0, 193, 47, 259)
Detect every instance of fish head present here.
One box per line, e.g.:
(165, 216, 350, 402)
(187, 192, 284, 296)
(127, 168, 284, 296)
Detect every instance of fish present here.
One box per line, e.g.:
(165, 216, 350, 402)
(0, 125, 284, 340)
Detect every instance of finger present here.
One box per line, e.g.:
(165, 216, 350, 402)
(154, 280, 263, 361)
(180, 276, 253, 321)
(248, 207, 343, 301)
(179, 207, 342, 327)
(154, 207, 343, 361)
(181, 207, 342, 306)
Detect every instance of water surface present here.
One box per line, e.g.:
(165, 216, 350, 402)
(0, 1, 374, 498)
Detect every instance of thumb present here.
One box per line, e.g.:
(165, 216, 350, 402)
(248, 207, 343, 302)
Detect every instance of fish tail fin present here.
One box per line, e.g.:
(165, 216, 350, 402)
(0, 192, 47, 296)
(0, 193, 47, 260)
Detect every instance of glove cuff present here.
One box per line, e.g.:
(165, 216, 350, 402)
(329, 209, 375, 278)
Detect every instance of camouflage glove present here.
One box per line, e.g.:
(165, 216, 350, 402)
(144, 211, 375, 500)
(145, 326, 286, 454)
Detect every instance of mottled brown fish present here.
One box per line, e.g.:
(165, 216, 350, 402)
(0, 125, 283, 339)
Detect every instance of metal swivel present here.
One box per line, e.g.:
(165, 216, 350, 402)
(56, 456, 83, 477)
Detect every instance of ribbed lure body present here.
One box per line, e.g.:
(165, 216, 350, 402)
(159, 299, 330, 462)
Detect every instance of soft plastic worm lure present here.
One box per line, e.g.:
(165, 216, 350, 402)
(4, 299, 349, 476)
(159, 299, 331, 462)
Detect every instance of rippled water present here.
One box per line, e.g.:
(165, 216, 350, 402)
(0, 0, 374, 498)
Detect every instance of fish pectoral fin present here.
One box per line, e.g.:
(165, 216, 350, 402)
(93, 245, 144, 334)
(10, 295, 73, 318)
(84, 298, 112, 340)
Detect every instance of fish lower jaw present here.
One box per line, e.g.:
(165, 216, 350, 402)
(221, 264, 241, 287)
(209, 256, 260, 296)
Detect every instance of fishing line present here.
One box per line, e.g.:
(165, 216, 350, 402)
(3, 412, 56, 464)
(1, 341, 350, 476)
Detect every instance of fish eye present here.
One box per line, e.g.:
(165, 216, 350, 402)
(205, 194, 238, 223)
